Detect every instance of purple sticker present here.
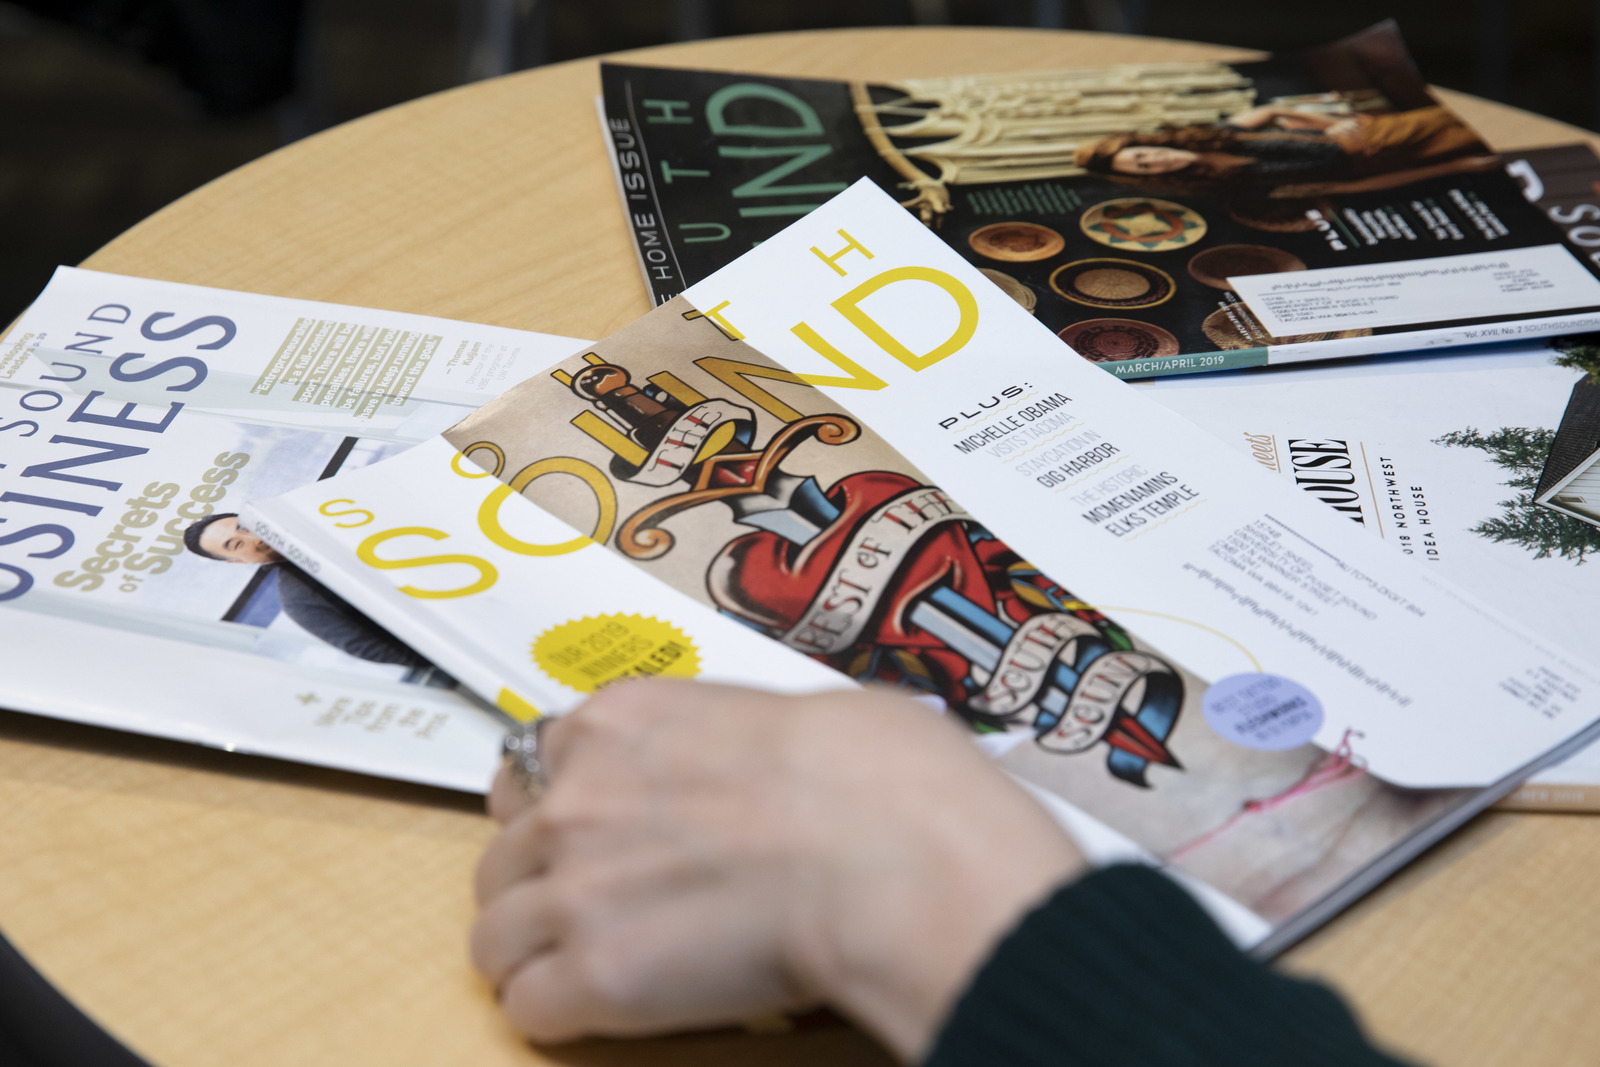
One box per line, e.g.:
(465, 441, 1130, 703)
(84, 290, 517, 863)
(1202, 673, 1322, 751)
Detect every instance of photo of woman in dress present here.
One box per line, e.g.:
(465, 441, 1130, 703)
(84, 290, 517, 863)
(1074, 103, 1501, 199)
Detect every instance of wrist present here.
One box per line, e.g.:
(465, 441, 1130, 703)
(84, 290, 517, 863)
(787, 829, 1085, 1061)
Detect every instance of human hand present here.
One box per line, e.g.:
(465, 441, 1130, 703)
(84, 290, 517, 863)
(472, 680, 1086, 1059)
(1222, 104, 1279, 129)
(1324, 115, 1368, 142)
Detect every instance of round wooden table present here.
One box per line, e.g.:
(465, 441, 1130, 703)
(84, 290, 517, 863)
(6, 27, 1600, 1067)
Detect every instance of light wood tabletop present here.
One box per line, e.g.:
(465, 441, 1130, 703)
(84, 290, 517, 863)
(5, 26, 1600, 1067)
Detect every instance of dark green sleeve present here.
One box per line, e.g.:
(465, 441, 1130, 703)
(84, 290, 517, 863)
(923, 865, 1417, 1067)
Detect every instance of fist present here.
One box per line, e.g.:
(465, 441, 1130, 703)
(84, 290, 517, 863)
(471, 680, 1085, 1058)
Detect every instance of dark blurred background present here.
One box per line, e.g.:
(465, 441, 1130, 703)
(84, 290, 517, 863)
(2, 0, 1595, 321)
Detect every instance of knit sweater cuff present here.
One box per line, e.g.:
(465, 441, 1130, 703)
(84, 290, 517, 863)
(923, 864, 1411, 1067)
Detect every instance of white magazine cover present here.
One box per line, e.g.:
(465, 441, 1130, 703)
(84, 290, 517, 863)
(0, 268, 586, 789)
(1141, 339, 1600, 807)
(248, 182, 1600, 953)
(243, 438, 1269, 947)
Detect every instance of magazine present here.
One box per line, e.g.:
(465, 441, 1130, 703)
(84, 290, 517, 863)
(1145, 340, 1600, 810)
(0, 267, 586, 789)
(247, 180, 1600, 953)
(1138, 142, 1600, 810)
(598, 22, 1600, 379)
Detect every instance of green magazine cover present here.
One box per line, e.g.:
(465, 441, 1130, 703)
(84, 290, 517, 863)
(599, 22, 1600, 379)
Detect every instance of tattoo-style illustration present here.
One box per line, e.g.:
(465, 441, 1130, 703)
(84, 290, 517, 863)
(442, 299, 1477, 921)
(456, 308, 1183, 786)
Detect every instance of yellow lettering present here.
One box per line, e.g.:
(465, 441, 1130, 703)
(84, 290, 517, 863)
(809, 228, 874, 276)
(832, 266, 978, 371)
(507, 457, 618, 546)
(477, 484, 591, 557)
(646, 371, 707, 407)
(700, 300, 745, 341)
(356, 527, 497, 599)
(788, 322, 888, 391)
(694, 356, 810, 422)
(318, 498, 375, 528)
(457, 440, 506, 478)
(571, 411, 648, 467)
(450, 450, 494, 479)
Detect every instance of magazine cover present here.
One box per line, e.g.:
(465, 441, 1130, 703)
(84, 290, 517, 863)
(1146, 340, 1600, 808)
(250, 181, 1600, 953)
(1141, 142, 1600, 809)
(242, 435, 849, 727)
(246, 436, 1274, 946)
(600, 22, 1600, 379)
(0, 268, 585, 788)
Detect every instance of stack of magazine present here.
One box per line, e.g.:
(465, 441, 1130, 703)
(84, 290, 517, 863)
(6, 22, 1600, 956)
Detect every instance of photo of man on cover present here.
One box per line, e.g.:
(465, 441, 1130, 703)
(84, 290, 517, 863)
(182, 511, 439, 674)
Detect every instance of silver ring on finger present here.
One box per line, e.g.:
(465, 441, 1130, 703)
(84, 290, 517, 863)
(502, 719, 548, 801)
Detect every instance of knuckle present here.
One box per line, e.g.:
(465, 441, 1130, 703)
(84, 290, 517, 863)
(569, 939, 645, 1010)
(467, 914, 501, 979)
(486, 764, 531, 824)
(469, 892, 528, 983)
(474, 815, 544, 907)
(501, 972, 579, 1045)
(531, 794, 585, 841)
(472, 854, 499, 908)
(545, 875, 591, 931)
(584, 677, 666, 727)
(574, 690, 631, 727)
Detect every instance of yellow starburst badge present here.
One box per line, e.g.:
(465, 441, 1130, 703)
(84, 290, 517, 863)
(531, 614, 701, 692)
